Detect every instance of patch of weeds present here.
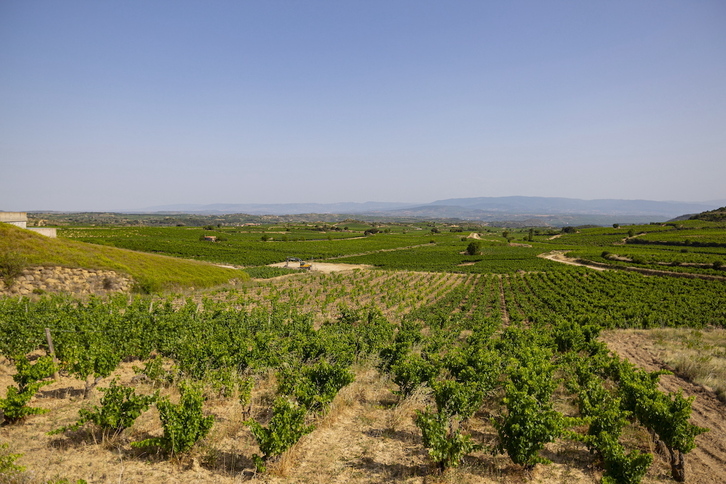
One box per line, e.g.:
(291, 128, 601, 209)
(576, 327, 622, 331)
(0, 252, 27, 287)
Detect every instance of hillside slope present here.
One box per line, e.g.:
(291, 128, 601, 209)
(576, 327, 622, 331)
(0, 224, 247, 291)
(690, 206, 726, 222)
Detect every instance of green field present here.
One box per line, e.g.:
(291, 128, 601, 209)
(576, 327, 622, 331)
(2, 217, 725, 483)
(53, 219, 726, 278)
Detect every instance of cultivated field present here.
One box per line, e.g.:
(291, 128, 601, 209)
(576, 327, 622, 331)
(1, 218, 725, 483)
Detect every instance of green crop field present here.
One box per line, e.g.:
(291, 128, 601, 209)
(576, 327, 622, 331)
(2, 217, 725, 483)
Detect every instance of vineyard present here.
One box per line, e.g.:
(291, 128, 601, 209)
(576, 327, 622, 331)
(1, 220, 726, 483)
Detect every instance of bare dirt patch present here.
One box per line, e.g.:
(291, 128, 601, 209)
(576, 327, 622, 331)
(268, 261, 373, 273)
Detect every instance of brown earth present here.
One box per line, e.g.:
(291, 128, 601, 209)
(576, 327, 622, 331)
(268, 261, 373, 273)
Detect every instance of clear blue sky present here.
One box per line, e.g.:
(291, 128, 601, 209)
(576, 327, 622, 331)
(2, 1, 725, 211)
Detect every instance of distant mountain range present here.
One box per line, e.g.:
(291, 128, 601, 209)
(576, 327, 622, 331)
(137, 197, 726, 226)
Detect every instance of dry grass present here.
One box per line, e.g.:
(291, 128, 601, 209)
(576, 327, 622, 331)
(0, 348, 715, 484)
(386, 386, 432, 433)
(647, 327, 726, 402)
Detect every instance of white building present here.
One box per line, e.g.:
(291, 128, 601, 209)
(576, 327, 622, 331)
(0, 212, 57, 237)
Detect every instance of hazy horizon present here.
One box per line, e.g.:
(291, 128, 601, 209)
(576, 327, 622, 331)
(2, 1, 725, 212)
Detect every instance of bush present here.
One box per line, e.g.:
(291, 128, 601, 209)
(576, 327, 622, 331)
(133, 355, 174, 388)
(1, 355, 57, 425)
(0, 252, 27, 286)
(131, 277, 162, 294)
(0, 443, 25, 476)
(597, 432, 653, 484)
(494, 385, 567, 470)
(431, 379, 485, 420)
(132, 383, 214, 455)
(50, 379, 156, 438)
(390, 353, 440, 397)
(246, 397, 314, 472)
(278, 361, 354, 411)
(415, 410, 480, 471)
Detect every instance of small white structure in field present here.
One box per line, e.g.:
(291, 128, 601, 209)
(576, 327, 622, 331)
(0, 212, 57, 237)
(0, 212, 28, 228)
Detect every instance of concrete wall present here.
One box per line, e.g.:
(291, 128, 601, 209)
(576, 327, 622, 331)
(3, 221, 27, 228)
(0, 212, 28, 229)
(1, 212, 56, 236)
(26, 227, 57, 238)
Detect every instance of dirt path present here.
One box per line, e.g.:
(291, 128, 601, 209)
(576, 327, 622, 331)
(538, 251, 609, 271)
(601, 330, 726, 484)
(539, 251, 726, 281)
(268, 261, 373, 273)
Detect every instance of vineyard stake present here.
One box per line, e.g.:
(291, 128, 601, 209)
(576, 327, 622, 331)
(45, 327, 60, 380)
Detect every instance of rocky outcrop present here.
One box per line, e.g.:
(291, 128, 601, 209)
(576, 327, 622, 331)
(0, 266, 132, 296)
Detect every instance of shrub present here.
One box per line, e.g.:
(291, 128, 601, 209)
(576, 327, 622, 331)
(597, 432, 653, 484)
(131, 277, 162, 294)
(1, 355, 57, 425)
(0, 252, 27, 286)
(278, 361, 354, 411)
(132, 383, 214, 455)
(430, 379, 485, 420)
(415, 410, 480, 471)
(390, 353, 440, 398)
(133, 355, 174, 388)
(0, 443, 25, 476)
(494, 385, 567, 470)
(50, 379, 156, 438)
(246, 397, 314, 472)
(62, 342, 121, 399)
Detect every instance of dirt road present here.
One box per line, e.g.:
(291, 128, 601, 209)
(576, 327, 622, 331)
(268, 261, 373, 273)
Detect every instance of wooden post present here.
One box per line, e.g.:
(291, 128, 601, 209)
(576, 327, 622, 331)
(45, 327, 60, 380)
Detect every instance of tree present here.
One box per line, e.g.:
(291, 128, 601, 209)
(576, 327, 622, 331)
(466, 241, 481, 256)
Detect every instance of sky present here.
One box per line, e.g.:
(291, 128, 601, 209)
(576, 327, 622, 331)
(1, 1, 725, 211)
